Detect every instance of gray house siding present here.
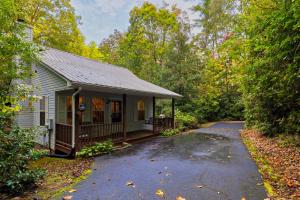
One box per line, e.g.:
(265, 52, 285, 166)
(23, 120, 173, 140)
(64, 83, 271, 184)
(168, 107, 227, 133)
(16, 63, 68, 149)
(15, 100, 34, 128)
(32, 63, 68, 149)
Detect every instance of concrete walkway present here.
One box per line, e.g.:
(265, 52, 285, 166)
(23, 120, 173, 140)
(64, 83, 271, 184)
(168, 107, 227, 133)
(61, 122, 267, 200)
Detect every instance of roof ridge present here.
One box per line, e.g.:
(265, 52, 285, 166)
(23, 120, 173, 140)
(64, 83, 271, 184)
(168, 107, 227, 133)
(45, 47, 132, 72)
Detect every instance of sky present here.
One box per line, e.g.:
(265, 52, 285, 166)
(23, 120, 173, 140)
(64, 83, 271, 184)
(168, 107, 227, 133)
(71, 0, 199, 44)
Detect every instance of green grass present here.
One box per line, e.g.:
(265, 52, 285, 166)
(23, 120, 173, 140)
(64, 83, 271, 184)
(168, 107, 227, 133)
(28, 157, 92, 199)
(50, 168, 92, 199)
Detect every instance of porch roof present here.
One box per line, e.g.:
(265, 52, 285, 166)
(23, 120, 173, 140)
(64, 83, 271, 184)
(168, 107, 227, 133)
(39, 48, 181, 98)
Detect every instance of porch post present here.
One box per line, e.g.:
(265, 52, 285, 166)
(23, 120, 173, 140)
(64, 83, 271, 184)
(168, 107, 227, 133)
(171, 98, 175, 129)
(153, 96, 156, 133)
(74, 93, 80, 152)
(123, 94, 127, 140)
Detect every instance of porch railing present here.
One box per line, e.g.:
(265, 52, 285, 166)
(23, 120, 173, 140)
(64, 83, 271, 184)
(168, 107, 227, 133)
(55, 122, 124, 151)
(154, 117, 174, 133)
(78, 122, 123, 149)
(55, 123, 72, 151)
(55, 118, 173, 152)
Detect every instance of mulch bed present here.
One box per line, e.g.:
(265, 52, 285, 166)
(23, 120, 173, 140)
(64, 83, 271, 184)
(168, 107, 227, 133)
(241, 130, 300, 200)
(1, 157, 93, 200)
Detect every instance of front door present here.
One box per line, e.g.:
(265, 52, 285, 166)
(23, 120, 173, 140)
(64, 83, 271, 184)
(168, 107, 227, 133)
(111, 100, 122, 122)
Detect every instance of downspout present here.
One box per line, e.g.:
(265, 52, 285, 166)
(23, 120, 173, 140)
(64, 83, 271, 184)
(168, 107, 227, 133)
(72, 87, 82, 149)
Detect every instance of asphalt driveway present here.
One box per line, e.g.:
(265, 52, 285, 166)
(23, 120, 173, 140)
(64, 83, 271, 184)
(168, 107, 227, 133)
(62, 122, 267, 200)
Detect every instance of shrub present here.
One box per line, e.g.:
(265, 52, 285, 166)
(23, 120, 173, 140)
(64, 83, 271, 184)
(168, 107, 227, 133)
(175, 109, 198, 130)
(0, 127, 45, 193)
(30, 149, 49, 160)
(161, 128, 180, 137)
(77, 140, 113, 158)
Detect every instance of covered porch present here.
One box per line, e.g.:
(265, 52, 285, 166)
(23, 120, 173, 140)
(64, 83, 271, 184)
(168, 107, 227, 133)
(54, 88, 176, 154)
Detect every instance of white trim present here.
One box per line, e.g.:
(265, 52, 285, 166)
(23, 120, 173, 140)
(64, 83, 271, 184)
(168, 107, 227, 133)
(72, 87, 82, 148)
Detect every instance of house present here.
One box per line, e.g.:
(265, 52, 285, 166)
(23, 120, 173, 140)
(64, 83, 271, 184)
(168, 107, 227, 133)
(16, 25, 181, 156)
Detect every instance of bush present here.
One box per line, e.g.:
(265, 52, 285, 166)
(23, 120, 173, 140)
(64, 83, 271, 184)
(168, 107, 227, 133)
(0, 127, 45, 193)
(30, 149, 49, 160)
(161, 128, 180, 137)
(175, 109, 198, 130)
(77, 140, 113, 158)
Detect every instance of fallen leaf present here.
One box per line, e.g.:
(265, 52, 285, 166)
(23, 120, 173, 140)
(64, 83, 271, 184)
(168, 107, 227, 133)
(126, 181, 135, 188)
(176, 195, 186, 200)
(165, 172, 171, 176)
(68, 189, 76, 193)
(63, 195, 72, 200)
(155, 189, 165, 198)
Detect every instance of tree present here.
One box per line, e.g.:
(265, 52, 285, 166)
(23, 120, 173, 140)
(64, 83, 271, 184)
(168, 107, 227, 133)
(0, 0, 38, 127)
(192, 0, 243, 121)
(82, 41, 104, 61)
(241, 0, 300, 135)
(99, 30, 124, 64)
(14, 0, 103, 60)
(193, 0, 237, 52)
(15, 0, 86, 54)
(0, 0, 44, 193)
(99, 2, 202, 113)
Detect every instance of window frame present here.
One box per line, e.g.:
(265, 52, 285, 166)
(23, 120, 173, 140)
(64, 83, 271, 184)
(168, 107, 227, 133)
(39, 96, 48, 126)
(137, 100, 145, 121)
(92, 97, 105, 124)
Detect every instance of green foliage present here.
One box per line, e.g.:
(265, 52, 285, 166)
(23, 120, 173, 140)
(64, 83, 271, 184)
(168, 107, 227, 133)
(0, 127, 45, 193)
(161, 128, 180, 137)
(241, 0, 300, 135)
(99, 2, 202, 114)
(175, 110, 198, 130)
(30, 149, 49, 160)
(0, 0, 39, 128)
(77, 140, 113, 158)
(15, 0, 103, 60)
(192, 0, 244, 122)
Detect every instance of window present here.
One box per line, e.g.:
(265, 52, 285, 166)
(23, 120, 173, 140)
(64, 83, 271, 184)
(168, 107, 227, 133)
(57, 96, 66, 124)
(40, 96, 48, 126)
(137, 100, 145, 121)
(111, 100, 122, 122)
(92, 97, 104, 123)
(79, 96, 91, 124)
(66, 96, 72, 125)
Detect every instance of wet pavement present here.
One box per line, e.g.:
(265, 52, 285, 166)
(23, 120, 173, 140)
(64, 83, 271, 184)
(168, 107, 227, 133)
(61, 122, 267, 200)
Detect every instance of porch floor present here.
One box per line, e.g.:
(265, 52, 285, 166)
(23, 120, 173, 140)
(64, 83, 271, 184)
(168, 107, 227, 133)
(126, 130, 159, 143)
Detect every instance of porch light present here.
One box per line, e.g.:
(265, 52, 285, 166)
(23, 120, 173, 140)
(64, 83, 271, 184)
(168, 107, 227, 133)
(79, 104, 86, 112)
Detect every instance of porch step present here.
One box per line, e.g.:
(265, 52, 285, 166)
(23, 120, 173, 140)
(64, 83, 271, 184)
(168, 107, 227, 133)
(55, 143, 72, 154)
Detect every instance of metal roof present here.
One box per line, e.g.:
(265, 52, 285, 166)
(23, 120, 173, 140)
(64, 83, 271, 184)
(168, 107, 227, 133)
(40, 48, 181, 98)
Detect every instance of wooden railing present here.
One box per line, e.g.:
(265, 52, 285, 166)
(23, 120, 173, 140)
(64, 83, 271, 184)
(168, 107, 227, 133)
(154, 117, 174, 133)
(78, 122, 123, 149)
(55, 118, 174, 152)
(55, 123, 72, 152)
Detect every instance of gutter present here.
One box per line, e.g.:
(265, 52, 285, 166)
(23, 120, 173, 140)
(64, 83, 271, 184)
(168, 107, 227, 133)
(72, 87, 82, 149)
